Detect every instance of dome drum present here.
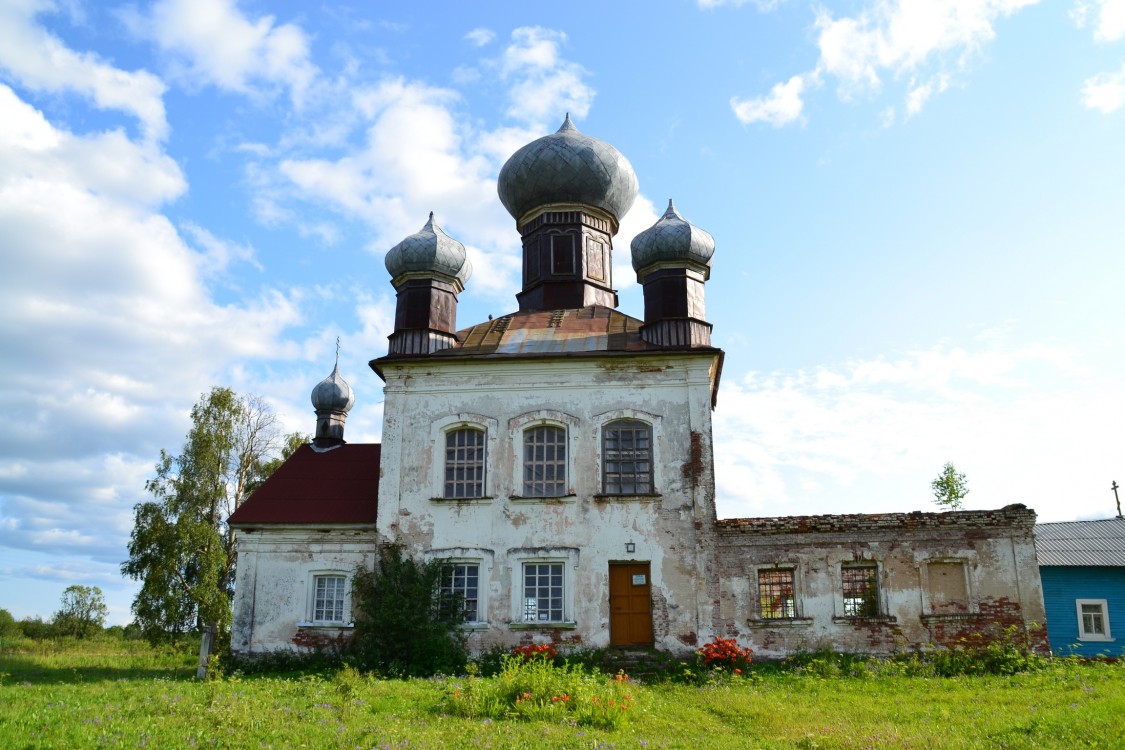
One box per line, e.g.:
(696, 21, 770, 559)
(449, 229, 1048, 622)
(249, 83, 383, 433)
(385, 213, 469, 354)
(311, 364, 354, 450)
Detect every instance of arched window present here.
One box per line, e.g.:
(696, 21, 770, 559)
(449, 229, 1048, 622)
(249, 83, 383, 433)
(523, 425, 566, 497)
(445, 428, 485, 499)
(602, 419, 653, 495)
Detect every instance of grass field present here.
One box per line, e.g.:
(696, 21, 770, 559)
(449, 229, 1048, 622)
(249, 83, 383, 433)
(2, 639, 1123, 749)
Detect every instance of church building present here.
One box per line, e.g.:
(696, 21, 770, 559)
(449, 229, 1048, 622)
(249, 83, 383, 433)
(228, 118, 1047, 659)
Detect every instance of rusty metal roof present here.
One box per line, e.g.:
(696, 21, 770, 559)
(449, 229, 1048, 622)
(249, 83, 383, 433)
(1035, 517, 1125, 567)
(228, 443, 379, 526)
(453, 306, 648, 356)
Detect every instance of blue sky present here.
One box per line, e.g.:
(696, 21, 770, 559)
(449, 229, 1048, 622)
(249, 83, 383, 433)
(1, 0, 1122, 625)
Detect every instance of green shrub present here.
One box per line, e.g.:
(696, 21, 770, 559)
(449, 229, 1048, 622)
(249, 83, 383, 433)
(445, 654, 637, 729)
(0, 608, 19, 638)
(348, 546, 467, 677)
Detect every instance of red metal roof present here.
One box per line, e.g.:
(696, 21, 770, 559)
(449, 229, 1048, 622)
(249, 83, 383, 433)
(228, 443, 379, 526)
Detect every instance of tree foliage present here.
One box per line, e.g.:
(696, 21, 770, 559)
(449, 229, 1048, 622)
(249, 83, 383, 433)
(350, 546, 467, 677)
(54, 585, 109, 638)
(121, 387, 283, 642)
(931, 462, 969, 510)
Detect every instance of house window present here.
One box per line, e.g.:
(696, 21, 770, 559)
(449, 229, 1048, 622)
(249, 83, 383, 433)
(445, 428, 485, 498)
(441, 563, 480, 622)
(523, 562, 564, 622)
(602, 419, 653, 494)
(312, 575, 347, 623)
(758, 568, 796, 619)
(523, 426, 566, 497)
(1076, 599, 1112, 641)
(841, 564, 879, 617)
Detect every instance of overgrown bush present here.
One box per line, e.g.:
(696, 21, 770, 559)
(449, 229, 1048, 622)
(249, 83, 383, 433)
(445, 654, 637, 729)
(348, 546, 467, 677)
(925, 625, 1048, 676)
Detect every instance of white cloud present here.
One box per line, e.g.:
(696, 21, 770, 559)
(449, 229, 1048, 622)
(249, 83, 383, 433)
(906, 73, 950, 116)
(713, 339, 1118, 523)
(0, 80, 306, 591)
(1074, 0, 1125, 41)
(1081, 63, 1125, 111)
(499, 27, 595, 125)
(0, 0, 168, 141)
(733, 0, 1038, 126)
(465, 27, 495, 47)
(698, 0, 785, 9)
(731, 74, 807, 126)
(136, 0, 318, 107)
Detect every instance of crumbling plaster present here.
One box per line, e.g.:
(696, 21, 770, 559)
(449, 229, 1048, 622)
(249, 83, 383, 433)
(715, 507, 1047, 658)
(377, 352, 721, 654)
(230, 527, 378, 654)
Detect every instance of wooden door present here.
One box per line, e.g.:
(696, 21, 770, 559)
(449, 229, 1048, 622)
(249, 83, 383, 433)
(609, 562, 653, 646)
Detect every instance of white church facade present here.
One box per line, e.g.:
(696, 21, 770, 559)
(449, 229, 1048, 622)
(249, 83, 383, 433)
(229, 118, 1047, 659)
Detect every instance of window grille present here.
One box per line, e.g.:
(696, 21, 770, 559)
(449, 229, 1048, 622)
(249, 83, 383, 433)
(441, 563, 479, 622)
(841, 565, 879, 617)
(445, 428, 485, 498)
(523, 426, 566, 496)
(758, 569, 796, 619)
(602, 420, 653, 495)
(523, 562, 564, 622)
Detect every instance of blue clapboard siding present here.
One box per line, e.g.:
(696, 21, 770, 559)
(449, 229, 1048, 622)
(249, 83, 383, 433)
(1039, 566, 1125, 657)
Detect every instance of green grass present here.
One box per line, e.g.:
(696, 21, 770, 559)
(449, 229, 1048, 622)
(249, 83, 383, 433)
(2, 639, 1124, 749)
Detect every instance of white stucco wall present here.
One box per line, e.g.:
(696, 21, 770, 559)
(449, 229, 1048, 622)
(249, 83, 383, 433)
(231, 527, 378, 655)
(377, 351, 721, 654)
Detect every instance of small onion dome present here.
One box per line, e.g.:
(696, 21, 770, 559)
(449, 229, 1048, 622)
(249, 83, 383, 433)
(630, 199, 715, 274)
(497, 114, 639, 226)
(385, 212, 472, 287)
(311, 363, 355, 414)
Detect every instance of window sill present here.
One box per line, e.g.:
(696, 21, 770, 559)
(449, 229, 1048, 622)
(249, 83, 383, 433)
(747, 617, 814, 629)
(920, 613, 982, 624)
(593, 493, 662, 503)
(430, 496, 494, 506)
(509, 621, 577, 631)
(1077, 635, 1115, 642)
(833, 616, 898, 625)
(296, 622, 355, 630)
(460, 622, 490, 632)
(509, 494, 577, 505)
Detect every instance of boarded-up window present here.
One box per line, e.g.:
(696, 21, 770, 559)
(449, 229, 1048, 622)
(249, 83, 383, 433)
(927, 562, 969, 614)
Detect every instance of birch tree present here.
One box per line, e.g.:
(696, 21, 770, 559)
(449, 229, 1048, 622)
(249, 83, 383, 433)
(121, 387, 282, 644)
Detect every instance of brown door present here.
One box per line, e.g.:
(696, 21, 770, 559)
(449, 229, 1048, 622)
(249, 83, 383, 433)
(609, 562, 653, 646)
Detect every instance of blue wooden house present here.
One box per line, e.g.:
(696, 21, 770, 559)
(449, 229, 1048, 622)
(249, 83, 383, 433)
(1035, 517, 1125, 657)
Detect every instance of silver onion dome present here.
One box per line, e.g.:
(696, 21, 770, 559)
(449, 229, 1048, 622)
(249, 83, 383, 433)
(497, 114, 639, 226)
(385, 212, 472, 286)
(630, 199, 715, 273)
(311, 363, 355, 414)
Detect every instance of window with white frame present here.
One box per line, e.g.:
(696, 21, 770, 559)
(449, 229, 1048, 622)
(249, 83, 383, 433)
(523, 425, 567, 496)
(602, 419, 653, 495)
(440, 563, 481, 622)
(522, 562, 564, 622)
(312, 574, 347, 623)
(445, 428, 485, 498)
(841, 564, 880, 617)
(1076, 599, 1113, 641)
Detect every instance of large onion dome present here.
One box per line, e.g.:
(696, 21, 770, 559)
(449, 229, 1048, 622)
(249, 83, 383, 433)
(497, 114, 639, 227)
(311, 363, 354, 414)
(630, 200, 715, 274)
(385, 212, 472, 286)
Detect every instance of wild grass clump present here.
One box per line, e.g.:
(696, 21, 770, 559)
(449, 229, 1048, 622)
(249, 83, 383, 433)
(444, 654, 638, 729)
